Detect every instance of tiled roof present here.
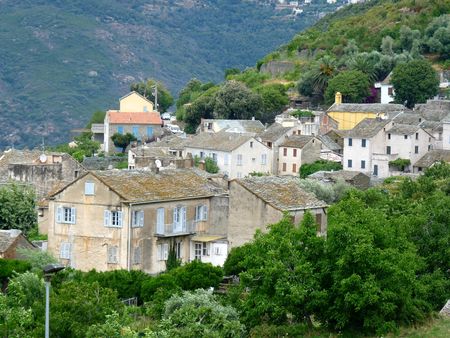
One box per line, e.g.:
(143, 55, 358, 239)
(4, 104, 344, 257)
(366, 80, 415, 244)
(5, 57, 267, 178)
(347, 118, 391, 139)
(203, 119, 265, 134)
(108, 111, 162, 125)
(280, 135, 315, 148)
(317, 135, 341, 151)
(414, 150, 450, 168)
(387, 124, 419, 135)
(185, 131, 254, 152)
(52, 169, 227, 203)
(235, 176, 327, 211)
(328, 103, 409, 114)
(258, 123, 293, 142)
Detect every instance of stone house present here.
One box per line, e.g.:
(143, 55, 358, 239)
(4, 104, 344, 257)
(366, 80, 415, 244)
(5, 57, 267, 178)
(278, 135, 322, 176)
(199, 119, 265, 135)
(228, 176, 328, 248)
(413, 149, 450, 173)
(47, 169, 229, 274)
(343, 118, 434, 178)
(0, 230, 36, 259)
(104, 92, 163, 153)
(308, 170, 370, 190)
(184, 131, 272, 179)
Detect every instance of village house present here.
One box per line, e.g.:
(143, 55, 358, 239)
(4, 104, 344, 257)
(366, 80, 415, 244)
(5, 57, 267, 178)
(46, 169, 229, 274)
(0, 230, 36, 259)
(104, 92, 163, 153)
(343, 118, 434, 178)
(228, 176, 328, 248)
(184, 131, 272, 178)
(374, 72, 394, 104)
(199, 119, 265, 135)
(326, 92, 409, 130)
(413, 149, 450, 173)
(278, 135, 322, 176)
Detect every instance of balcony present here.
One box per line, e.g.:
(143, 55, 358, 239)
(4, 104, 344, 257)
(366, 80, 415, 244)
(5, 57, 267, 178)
(155, 220, 198, 237)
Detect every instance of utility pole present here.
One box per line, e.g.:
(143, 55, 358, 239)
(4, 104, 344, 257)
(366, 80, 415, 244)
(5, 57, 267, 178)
(152, 84, 158, 112)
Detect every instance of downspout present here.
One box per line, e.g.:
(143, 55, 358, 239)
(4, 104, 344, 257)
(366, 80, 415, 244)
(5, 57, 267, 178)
(127, 203, 133, 271)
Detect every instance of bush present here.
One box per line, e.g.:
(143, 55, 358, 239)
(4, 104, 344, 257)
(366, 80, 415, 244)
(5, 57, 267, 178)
(299, 159, 343, 178)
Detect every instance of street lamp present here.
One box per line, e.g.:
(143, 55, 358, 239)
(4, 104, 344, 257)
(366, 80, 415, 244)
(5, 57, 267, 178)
(43, 264, 65, 338)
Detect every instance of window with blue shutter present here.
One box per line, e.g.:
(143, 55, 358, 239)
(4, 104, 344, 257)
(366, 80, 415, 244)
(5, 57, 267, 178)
(132, 126, 139, 137)
(147, 127, 153, 137)
(117, 126, 124, 134)
(84, 182, 95, 195)
(56, 206, 76, 224)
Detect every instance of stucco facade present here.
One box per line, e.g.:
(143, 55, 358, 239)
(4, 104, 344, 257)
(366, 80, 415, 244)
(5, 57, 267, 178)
(278, 137, 322, 176)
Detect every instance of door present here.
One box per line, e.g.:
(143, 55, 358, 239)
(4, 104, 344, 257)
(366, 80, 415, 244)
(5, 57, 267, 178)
(373, 165, 378, 176)
(156, 208, 165, 234)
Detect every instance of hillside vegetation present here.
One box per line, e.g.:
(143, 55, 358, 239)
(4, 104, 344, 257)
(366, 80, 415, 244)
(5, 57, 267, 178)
(175, 0, 449, 130)
(0, 0, 343, 148)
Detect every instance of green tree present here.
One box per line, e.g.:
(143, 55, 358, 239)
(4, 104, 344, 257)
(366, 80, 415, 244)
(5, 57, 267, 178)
(183, 87, 218, 133)
(425, 14, 450, 59)
(325, 70, 370, 105)
(157, 289, 245, 337)
(130, 79, 174, 113)
(166, 244, 181, 272)
(85, 110, 106, 128)
(297, 70, 316, 97)
(224, 67, 241, 79)
(391, 59, 439, 108)
(0, 183, 36, 235)
(299, 178, 352, 204)
(16, 248, 57, 273)
(299, 159, 343, 178)
(398, 25, 421, 52)
(213, 80, 263, 120)
(256, 84, 289, 122)
(311, 55, 337, 95)
(111, 132, 137, 153)
(204, 157, 219, 174)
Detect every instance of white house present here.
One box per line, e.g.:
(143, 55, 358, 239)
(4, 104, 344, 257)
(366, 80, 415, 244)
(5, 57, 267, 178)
(184, 131, 272, 179)
(199, 119, 265, 135)
(374, 73, 394, 104)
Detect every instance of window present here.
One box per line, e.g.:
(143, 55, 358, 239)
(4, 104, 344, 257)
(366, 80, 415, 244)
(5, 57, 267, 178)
(194, 243, 202, 260)
(388, 87, 394, 95)
(361, 139, 366, 147)
(250, 141, 253, 148)
(386, 146, 391, 155)
(107, 245, 118, 264)
(252, 157, 256, 163)
(60, 242, 71, 259)
(211, 153, 217, 163)
(117, 126, 124, 134)
(404, 135, 408, 139)
(237, 154, 243, 166)
(195, 205, 208, 221)
(292, 163, 297, 173)
(283, 148, 287, 156)
(415, 132, 419, 140)
(348, 159, 352, 168)
(147, 127, 153, 137)
(388, 133, 391, 140)
(132, 210, 144, 227)
(202, 242, 209, 256)
(415, 145, 419, 154)
(156, 208, 165, 234)
(132, 126, 139, 137)
(84, 182, 95, 195)
(261, 154, 267, 165)
(143, 105, 148, 112)
(348, 138, 352, 146)
(133, 246, 141, 264)
(214, 246, 222, 256)
(361, 160, 366, 169)
(173, 206, 186, 232)
(74, 170, 79, 179)
(104, 210, 123, 227)
(282, 163, 287, 171)
(237, 172, 242, 179)
(267, 142, 272, 149)
(56, 207, 76, 224)
(293, 148, 297, 157)
(200, 151, 205, 158)
(157, 243, 169, 261)
(224, 154, 229, 165)
(175, 241, 182, 259)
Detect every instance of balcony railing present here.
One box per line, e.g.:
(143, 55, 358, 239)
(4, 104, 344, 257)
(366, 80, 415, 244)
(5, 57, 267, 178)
(155, 220, 198, 237)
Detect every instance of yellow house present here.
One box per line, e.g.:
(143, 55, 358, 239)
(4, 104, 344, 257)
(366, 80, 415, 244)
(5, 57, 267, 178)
(326, 92, 409, 130)
(119, 91, 154, 112)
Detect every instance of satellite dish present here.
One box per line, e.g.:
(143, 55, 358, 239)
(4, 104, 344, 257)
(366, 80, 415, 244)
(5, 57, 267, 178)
(39, 154, 47, 163)
(155, 160, 162, 168)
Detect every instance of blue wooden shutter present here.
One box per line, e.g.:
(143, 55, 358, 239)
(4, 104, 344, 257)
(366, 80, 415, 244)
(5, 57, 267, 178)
(70, 208, 76, 224)
(104, 210, 110, 226)
(56, 206, 62, 223)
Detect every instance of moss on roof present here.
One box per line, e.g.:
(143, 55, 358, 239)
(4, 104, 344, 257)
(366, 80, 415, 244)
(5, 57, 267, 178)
(185, 131, 254, 152)
(280, 135, 315, 148)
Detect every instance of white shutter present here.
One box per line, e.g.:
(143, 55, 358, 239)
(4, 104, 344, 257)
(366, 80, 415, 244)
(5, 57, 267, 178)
(139, 211, 144, 227)
(56, 206, 63, 223)
(117, 211, 123, 227)
(60, 242, 71, 259)
(173, 208, 178, 225)
(202, 205, 208, 221)
(181, 207, 186, 227)
(104, 210, 110, 226)
(157, 208, 165, 234)
(131, 211, 136, 226)
(70, 208, 76, 224)
(157, 244, 162, 260)
(163, 243, 169, 260)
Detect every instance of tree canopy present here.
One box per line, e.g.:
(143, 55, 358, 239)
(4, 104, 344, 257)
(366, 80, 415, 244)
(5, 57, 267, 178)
(325, 70, 370, 105)
(111, 132, 137, 153)
(130, 79, 174, 113)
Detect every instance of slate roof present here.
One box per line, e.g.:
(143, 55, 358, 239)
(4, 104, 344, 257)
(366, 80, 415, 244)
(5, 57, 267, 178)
(185, 131, 254, 152)
(147, 134, 190, 150)
(310, 170, 368, 181)
(108, 111, 161, 125)
(390, 112, 422, 125)
(414, 100, 450, 122)
(235, 176, 327, 211)
(258, 123, 293, 142)
(280, 135, 315, 148)
(51, 169, 227, 203)
(203, 119, 265, 134)
(317, 135, 341, 151)
(414, 150, 450, 168)
(0, 230, 22, 253)
(347, 118, 391, 139)
(327, 103, 409, 113)
(387, 124, 419, 135)
(131, 147, 174, 158)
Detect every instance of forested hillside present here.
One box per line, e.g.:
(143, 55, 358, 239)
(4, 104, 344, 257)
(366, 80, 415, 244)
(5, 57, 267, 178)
(0, 0, 343, 148)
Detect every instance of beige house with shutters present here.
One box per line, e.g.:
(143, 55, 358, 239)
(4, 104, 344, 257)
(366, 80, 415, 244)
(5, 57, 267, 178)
(47, 169, 228, 274)
(278, 135, 322, 176)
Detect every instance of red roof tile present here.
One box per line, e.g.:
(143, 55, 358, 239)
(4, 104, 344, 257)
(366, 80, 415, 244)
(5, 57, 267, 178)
(108, 111, 162, 125)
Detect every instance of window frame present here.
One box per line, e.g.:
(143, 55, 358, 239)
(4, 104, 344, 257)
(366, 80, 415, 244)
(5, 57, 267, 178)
(107, 245, 118, 264)
(60, 242, 71, 259)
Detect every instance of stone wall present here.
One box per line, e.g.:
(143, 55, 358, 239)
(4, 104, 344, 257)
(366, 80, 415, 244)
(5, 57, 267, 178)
(260, 61, 296, 76)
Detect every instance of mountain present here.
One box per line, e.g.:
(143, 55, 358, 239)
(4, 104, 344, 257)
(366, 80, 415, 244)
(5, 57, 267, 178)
(0, 0, 345, 148)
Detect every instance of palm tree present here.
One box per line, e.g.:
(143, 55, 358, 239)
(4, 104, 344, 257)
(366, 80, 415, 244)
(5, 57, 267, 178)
(311, 55, 337, 95)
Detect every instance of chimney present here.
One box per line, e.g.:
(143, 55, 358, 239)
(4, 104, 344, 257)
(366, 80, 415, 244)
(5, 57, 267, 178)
(335, 92, 342, 105)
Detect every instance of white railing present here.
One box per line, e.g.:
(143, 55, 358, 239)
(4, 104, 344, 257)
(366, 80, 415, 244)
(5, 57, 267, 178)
(155, 220, 198, 236)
